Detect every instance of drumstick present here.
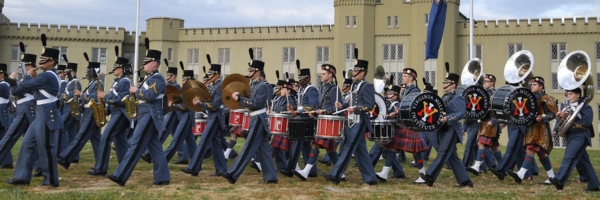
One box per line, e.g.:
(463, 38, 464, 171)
(335, 86, 339, 113)
(333, 108, 349, 115)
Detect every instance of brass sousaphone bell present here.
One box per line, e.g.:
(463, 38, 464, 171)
(221, 73, 251, 110)
(182, 79, 212, 112)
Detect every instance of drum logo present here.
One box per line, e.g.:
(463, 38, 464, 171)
(502, 88, 537, 125)
(410, 93, 445, 131)
(462, 85, 490, 119)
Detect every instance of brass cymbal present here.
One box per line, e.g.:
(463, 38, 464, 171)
(222, 74, 250, 110)
(182, 80, 212, 112)
(165, 85, 181, 103)
(181, 79, 196, 92)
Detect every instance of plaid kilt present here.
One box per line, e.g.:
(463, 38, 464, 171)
(313, 138, 337, 152)
(270, 135, 292, 151)
(381, 126, 429, 153)
(526, 144, 548, 155)
(478, 135, 499, 147)
(231, 126, 248, 138)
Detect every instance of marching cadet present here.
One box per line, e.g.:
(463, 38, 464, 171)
(107, 39, 170, 186)
(420, 65, 473, 187)
(141, 63, 183, 164)
(549, 87, 599, 192)
(217, 53, 278, 184)
(0, 64, 11, 157)
(294, 64, 342, 181)
(490, 82, 532, 181)
(270, 80, 296, 171)
(181, 60, 227, 177)
(318, 77, 352, 166)
(163, 66, 197, 165)
(281, 66, 319, 178)
(326, 57, 378, 185)
(87, 48, 132, 176)
(507, 76, 558, 184)
(57, 53, 103, 170)
(61, 61, 82, 163)
(0, 54, 37, 170)
(467, 74, 503, 175)
(56, 64, 68, 155)
(5, 38, 62, 187)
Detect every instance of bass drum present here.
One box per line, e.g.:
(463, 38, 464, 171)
(398, 92, 445, 132)
(490, 85, 537, 125)
(455, 84, 491, 119)
(371, 93, 388, 121)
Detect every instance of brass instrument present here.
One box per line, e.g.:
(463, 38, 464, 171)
(554, 51, 594, 137)
(182, 80, 211, 112)
(221, 73, 250, 110)
(461, 58, 484, 86)
(123, 68, 142, 119)
(66, 79, 81, 117)
(165, 85, 182, 113)
(373, 65, 386, 93)
(89, 78, 106, 127)
(504, 50, 534, 85)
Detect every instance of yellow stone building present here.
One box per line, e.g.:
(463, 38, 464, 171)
(1, 0, 599, 148)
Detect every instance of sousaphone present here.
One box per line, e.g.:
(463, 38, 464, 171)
(555, 50, 594, 136)
(373, 65, 386, 93)
(221, 73, 251, 110)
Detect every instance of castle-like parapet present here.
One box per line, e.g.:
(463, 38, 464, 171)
(458, 16, 600, 36)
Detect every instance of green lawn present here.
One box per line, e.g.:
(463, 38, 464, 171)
(1, 136, 600, 199)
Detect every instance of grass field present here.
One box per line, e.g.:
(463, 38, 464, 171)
(1, 136, 600, 200)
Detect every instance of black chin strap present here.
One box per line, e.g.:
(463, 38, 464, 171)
(443, 83, 454, 90)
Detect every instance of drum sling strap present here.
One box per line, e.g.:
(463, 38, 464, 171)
(348, 81, 364, 128)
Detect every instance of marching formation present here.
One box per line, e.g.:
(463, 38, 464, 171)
(0, 35, 598, 192)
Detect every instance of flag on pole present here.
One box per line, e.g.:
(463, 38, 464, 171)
(425, 0, 448, 60)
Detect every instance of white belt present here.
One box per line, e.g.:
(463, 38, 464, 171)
(137, 94, 164, 105)
(16, 95, 35, 105)
(37, 97, 58, 105)
(0, 97, 8, 104)
(249, 108, 266, 117)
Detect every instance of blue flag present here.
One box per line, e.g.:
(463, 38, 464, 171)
(425, 0, 448, 60)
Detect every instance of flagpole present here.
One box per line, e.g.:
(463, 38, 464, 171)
(133, 0, 140, 85)
(469, 0, 474, 60)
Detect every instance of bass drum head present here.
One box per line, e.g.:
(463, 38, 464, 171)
(371, 93, 388, 121)
(398, 92, 446, 132)
(461, 85, 491, 119)
(490, 85, 537, 125)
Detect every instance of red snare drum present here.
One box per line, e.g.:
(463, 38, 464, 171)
(229, 109, 247, 127)
(316, 115, 345, 139)
(242, 113, 251, 131)
(193, 119, 207, 136)
(268, 113, 291, 135)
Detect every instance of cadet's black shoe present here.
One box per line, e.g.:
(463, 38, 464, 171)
(419, 173, 434, 187)
(218, 171, 236, 184)
(140, 154, 152, 164)
(322, 173, 340, 185)
(249, 162, 261, 173)
(180, 168, 199, 176)
(318, 159, 332, 166)
(490, 167, 505, 181)
(365, 181, 377, 185)
(1, 164, 14, 169)
(106, 174, 126, 186)
(39, 183, 59, 188)
(585, 188, 600, 192)
(86, 169, 107, 176)
(32, 170, 42, 177)
(209, 173, 220, 177)
(57, 158, 70, 170)
(308, 172, 318, 178)
(262, 180, 278, 184)
(153, 180, 170, 186)
(455, 180, 474, 188)
(292, 171, 307, 181)
(5, 179, 30, 186)
(278, 169, 293, 177)
(72, 160, 79, 164)
(376, 175, 387, 182)
(466, 167, 480, 176)
(507, 171, 522, 184)
(549, 177, 564, 190)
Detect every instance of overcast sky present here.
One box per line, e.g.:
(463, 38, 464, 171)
(3, 0, 599, 31)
